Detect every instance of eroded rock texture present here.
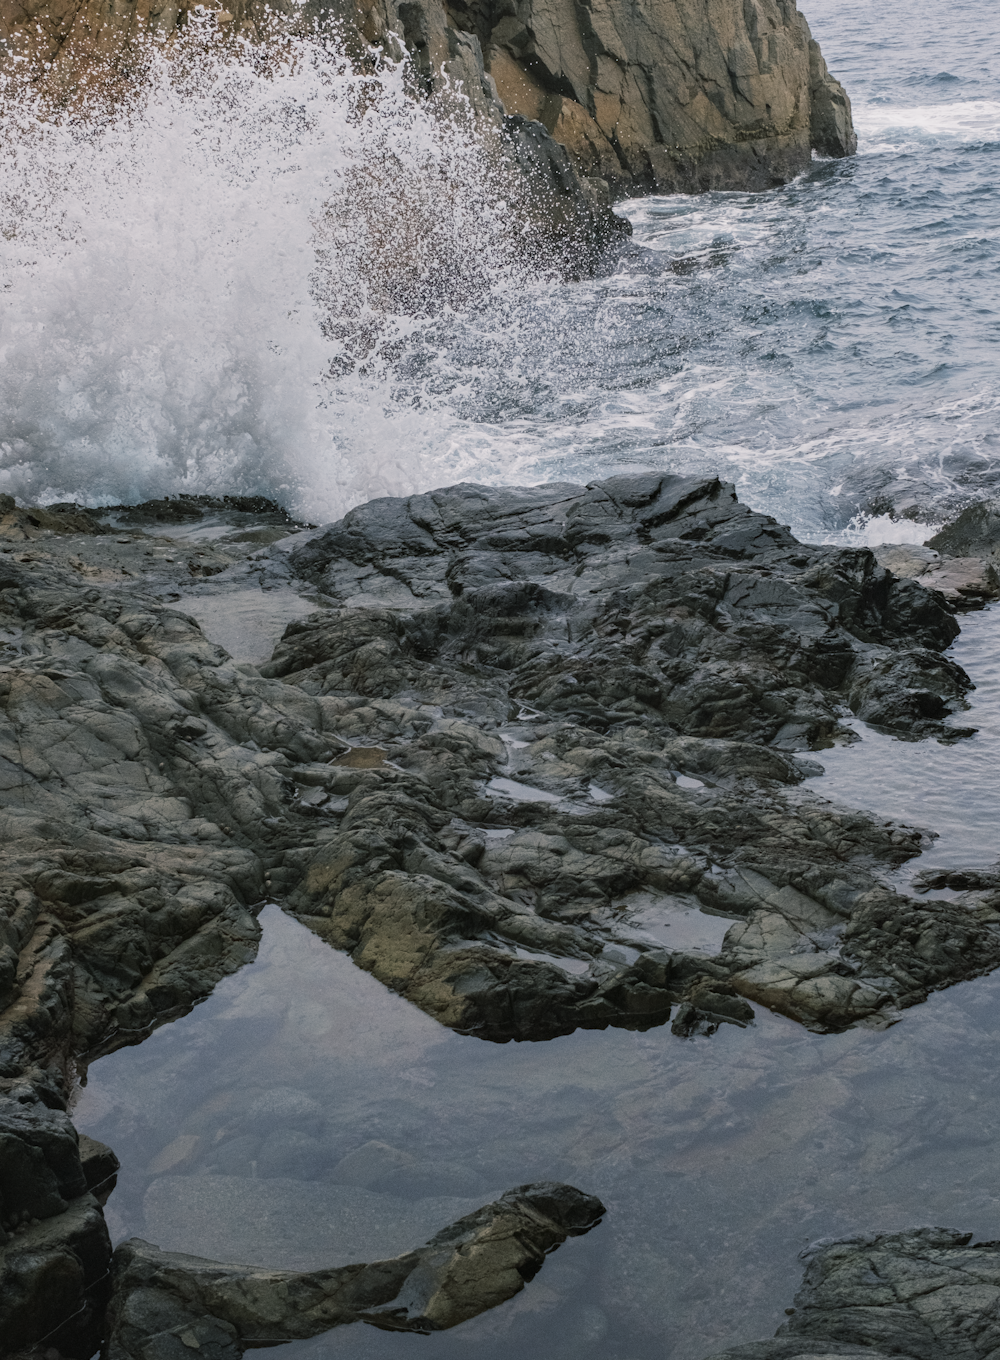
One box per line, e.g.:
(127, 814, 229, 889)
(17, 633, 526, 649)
(483, 0, 856, 194)
(0, 0, 854, 210)
(104, 1182, 604, 1359)
(702, 1227, 1000, 1360)
(269, 474, 1000, 1041)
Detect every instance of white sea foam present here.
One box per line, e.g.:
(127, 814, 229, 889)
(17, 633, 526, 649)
(0, 26, 533, 522)
(2, 33, 997, 540)
(856, 99, 1000, 153)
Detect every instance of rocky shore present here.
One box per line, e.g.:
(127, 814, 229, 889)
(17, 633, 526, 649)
(1, 478, 999, 1355)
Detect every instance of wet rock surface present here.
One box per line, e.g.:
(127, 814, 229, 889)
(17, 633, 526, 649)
(105, 1182, 604, 1358)
(277, 474, 1000, 1041)
(701, 1227, 1000, 1360)
(0, 480, 998, 1354)
(0, 1092, 113, 1358)
(873, 542, 1000, 613)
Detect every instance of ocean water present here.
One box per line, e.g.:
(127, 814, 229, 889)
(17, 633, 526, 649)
(9, 0, 1000, 1354)
(2, 0, 998, 537)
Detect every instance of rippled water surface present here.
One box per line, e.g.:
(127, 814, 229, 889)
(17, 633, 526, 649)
(40, 0, 1000, 1353)
(3, 0, 998, 533)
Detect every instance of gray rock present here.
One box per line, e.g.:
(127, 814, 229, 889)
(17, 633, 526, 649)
(78, 1133, 120, 1205)
(873, 540, 1000, 611)
(105, 1182, 605, 1357)
(928, 499, 1000, 563)
(273, 474, 999, 1041)
(700, 1226, 1000, 1360)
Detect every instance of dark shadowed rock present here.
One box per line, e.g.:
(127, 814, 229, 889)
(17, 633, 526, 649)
(0, 1093, 112, 1357)
(104, 1182, 604, 1358)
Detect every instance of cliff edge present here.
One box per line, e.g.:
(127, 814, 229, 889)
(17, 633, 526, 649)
(3, 0, 855, 205)
(452, 0, 857, 193)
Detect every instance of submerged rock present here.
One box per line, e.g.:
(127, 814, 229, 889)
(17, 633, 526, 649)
(104, 1182, 605, 1358)
(701, 1226, 1000, 1359)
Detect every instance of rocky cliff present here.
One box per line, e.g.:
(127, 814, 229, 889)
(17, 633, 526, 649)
(2, 0, 855, 209)
(458, 0, 857, 193)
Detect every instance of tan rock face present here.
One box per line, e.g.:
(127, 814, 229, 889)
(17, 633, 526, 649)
(481, 0, 856, 193)
(2, 0, 853, 200)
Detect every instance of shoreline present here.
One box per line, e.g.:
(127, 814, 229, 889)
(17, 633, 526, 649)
(1, 476, 999, 1355)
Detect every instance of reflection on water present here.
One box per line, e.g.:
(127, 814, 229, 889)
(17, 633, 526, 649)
(69, 584, 1000, 1359)
(76, 860, 1000, 1359)
(72, 607, 1000, 1360)
(804, 604, 1000, 878)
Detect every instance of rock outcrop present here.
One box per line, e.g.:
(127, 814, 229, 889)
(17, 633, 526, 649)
(1, 0, 855, 213)
(479, 0, 856, 194)
(271, 474, 1000, 1041)
(0, 1091, 116, 1359)
(105, 1182, 604, 1358)
(873, 543, 1000, 612)
(701, 1227, 1000, 1359)
(0, 481, 996, 1352)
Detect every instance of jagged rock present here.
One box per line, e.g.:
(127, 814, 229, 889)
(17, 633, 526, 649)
(78, 1134, 120, 1205)
(104, 1182, 605, 1358)
(873, 543, 1000, 612)
(700, 1227, 1000, 1360)
(927, 499, 1000, 563)
(484, 0, 856, 195)
(2, 485, 998, 1349)
(266, 474, 1000, 1040)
